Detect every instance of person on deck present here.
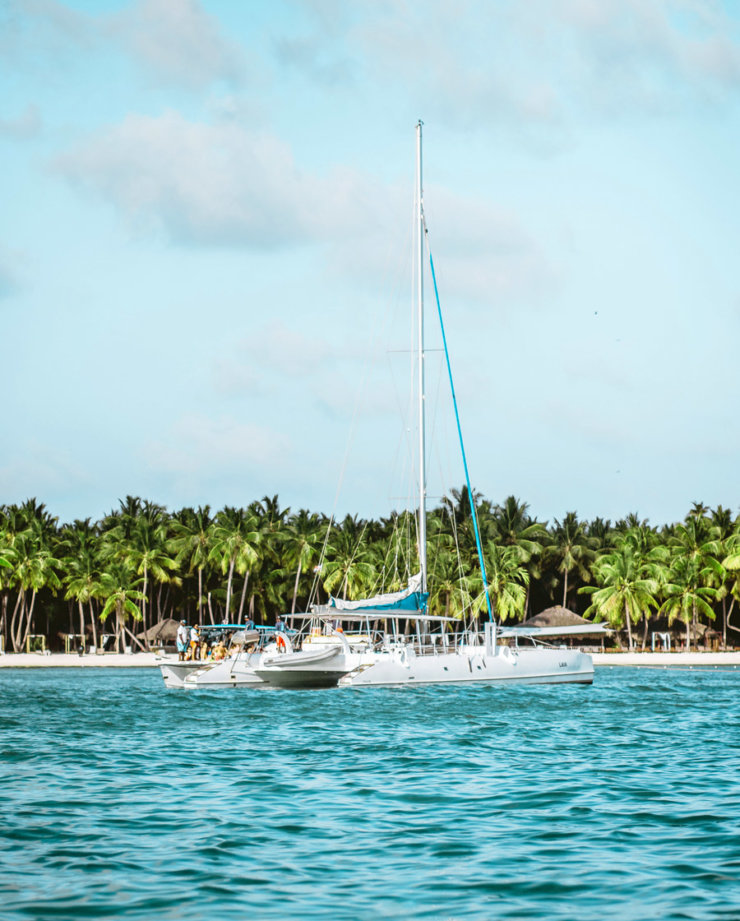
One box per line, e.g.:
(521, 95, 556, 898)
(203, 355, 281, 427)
(176, 621, 188, 661)
(189, 624, 200, 660)
(275, 615, 286, 633)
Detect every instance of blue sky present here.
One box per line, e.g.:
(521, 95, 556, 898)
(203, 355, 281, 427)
(2, 0, 740, 527)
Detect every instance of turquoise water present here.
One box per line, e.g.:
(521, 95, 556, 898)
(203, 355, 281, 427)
(1, 667, 739, 920)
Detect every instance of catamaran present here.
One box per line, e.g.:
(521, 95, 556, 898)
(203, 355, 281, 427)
(157, 624, 282, 688)
(252, 123, 607, 691)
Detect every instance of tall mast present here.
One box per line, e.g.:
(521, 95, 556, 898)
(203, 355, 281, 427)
(416, 120, 427, 592)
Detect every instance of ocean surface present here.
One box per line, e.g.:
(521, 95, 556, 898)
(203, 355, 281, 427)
(1, 667, 739, 921)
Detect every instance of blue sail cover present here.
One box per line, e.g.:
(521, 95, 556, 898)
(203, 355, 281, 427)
(329, 573, 429, 613)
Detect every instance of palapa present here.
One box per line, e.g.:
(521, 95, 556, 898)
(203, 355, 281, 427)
(136, 617, 181, 644)
(521, 606, 594, 629)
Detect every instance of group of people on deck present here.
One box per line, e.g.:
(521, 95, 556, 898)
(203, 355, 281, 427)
(175, 616, 289, 662)
(175, 621, 228, 662)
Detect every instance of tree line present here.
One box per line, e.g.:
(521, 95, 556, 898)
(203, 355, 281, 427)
(1, 492, 739, 653)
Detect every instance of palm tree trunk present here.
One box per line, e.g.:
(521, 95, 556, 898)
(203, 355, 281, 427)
(562, 570, 569, 608)
(685, 612, 690, 651)
(122, 623, 147, 652)
(10, 589, 24, 652)
(291, 563, 302, 614)
(722, 596, 727, 649)
(238, 571, 250, 622)
(726, 596, 739, 640)
(159, 585, 168, 631)
(78, 601, 86, 653)
(225, 558, 235, 622)
(89, 600, 98, 652)
(692, 601, 697, 652)
(207, 591, 215, 624)
(19, 589, 37, 652)
(641, 611, 649, 651)
(0, 594, 7, 652)
(141, 567, 150, 651)
(624, 600, 633, 651)
(197, 568, 203, 625)
(115, 604, 122, 653)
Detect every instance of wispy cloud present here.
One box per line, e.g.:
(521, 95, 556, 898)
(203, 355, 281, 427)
(285, 0, 740, 127)
(0, 103, 42, 139)
(106, 0, 246, 90)
(0, 247, 21, 298)
(53, 112, 358, 247)
(145, 412, 292, 477)
(4, 0, 247, 91)
(53, 110, 551, 305)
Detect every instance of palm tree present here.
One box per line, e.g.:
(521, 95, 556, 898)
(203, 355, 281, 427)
(208, 507, 260, 622)
(283, 510, 327, 613)
(322, 523, 375, 601)
(490, 496, 546, 618)
(580, 538, 660, 650)
(171, 506, 213, 625)
(120, 507, 179, 642)
(98, 562, 144, 653)
(59, 519, 102, 651)
(483, 541, 529, 623)
(545, 512, 596, 610)
(441, 485, 483, 527)
(426, 546, 475, 619)
(665, 517, 722, 649)
(8, 533, 61, 652)
(721, 525, 740, 646)
(709, 505, 737, 647)
(659, 553, 718, 651)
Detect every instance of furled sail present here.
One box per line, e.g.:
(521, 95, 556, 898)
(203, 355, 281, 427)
(329, 573, 428, 612)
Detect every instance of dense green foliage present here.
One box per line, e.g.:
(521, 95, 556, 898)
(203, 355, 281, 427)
(1, 493, 739, 652)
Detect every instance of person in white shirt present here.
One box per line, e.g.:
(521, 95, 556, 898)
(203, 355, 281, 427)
(176, 621, 189, 661)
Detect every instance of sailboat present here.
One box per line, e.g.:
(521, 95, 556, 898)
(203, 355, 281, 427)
(253, 123, 607, 690)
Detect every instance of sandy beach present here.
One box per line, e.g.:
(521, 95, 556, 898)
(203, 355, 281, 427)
(1, 651, 739, 668)
(592, 651, 740, 667)
(0, 653, 163, 668)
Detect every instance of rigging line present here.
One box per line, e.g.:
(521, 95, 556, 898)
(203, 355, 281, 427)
(425, 227, 495, 625)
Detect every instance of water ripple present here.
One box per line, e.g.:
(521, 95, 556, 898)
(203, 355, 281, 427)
(0, 666, 739, 919)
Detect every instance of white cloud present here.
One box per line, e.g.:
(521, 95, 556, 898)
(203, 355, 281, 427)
(53, 112, 362, 247)
(0, 443, 89, 500)
(0, 103, 42, 139)
(107, 0, 245, 90)
(53, 111, 553, 305)
(0, 246, 21, 298)
(286, 0, 740, 127)
(145, 413, 292, 477)
(4, 0, 247, 91)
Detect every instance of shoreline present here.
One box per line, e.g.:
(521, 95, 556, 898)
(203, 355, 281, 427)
(592, 651, 740, 667)
(1, 651, 740, 669)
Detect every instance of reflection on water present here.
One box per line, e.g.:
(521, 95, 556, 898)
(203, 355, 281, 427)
(1, 667, 739, 920)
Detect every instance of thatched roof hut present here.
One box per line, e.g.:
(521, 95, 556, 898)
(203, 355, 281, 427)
(521, 606, 593, 629)
(136, 617, 181, 644)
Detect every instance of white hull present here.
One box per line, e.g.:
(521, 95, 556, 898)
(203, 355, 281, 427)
(159, 653, 265, 689)
(183, 653, 265, 688)
(255, 648, 372, 689)
(340, 645, 593, 687)
(158, 660, 206, 689)
(252, 637, 593, 690)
